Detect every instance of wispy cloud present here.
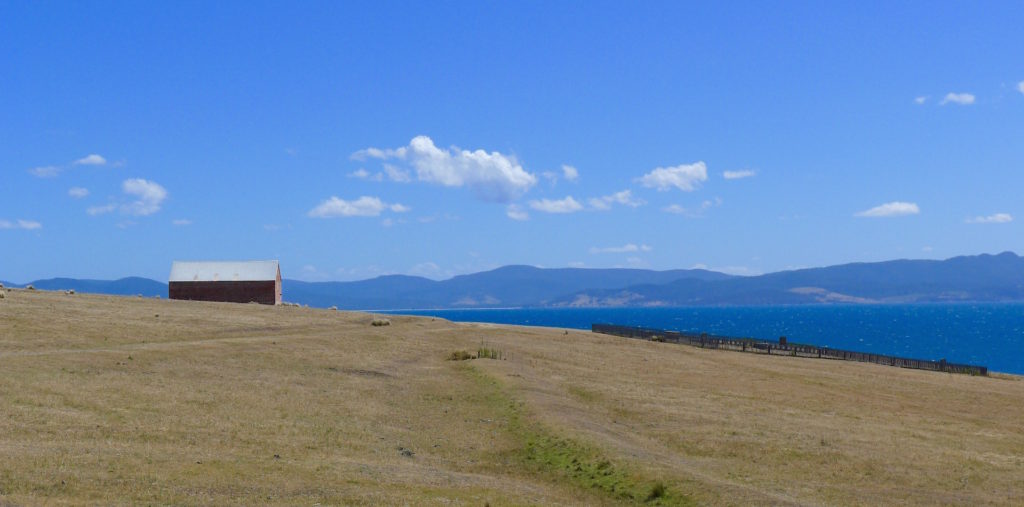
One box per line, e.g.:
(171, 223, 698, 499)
(172, 219, 193, 226)
(0, 219, 42, 230)
(383, 164, 411, 183)
(723, 169, 756, 180)
(29, 166, 61, 178)
(589, 243, 652, 254)
(68, 187, 89, 198)
(74, 153, 107, 166)
(506, 204, 529, 221)
(87, 204, 117, 216)
(347, 168, 383, 182)
(352, 136, 537, 202)
(914, 96, 928, 105)
(1018, 81, 1024, 95)
(637, 161, 707, 192)
(528, 196, 584, 214)
(561, 164, 579, 182)
(540, 165, 579, 187)
(308, 196, 409, 218)
(854, 201, 920, 218)
(589, 190, 645, 210)
(662, 198, 721, 217)
(940, 92, 975, 106)
(965, 213, 1013, 224)
(121, 178, 168, 216)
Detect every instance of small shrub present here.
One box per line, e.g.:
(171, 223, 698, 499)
(371, 318, 391, 327)
(329, 306, 338, 311)
(448, 350, 473, 361)
(646, 481, 667, 501)
(0, 291, 5, 299)
(26, 285, 35, 291)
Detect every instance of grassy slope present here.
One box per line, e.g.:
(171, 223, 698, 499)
(1, 290, 1023, 505)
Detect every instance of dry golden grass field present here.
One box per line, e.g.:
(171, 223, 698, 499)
(2, 289, 1024, 506)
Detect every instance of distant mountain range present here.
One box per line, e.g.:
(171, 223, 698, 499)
(4, 252, 1024, 309)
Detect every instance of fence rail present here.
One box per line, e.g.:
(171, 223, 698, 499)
(591, 324, 987, 376)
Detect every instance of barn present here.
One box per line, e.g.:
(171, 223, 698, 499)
(169, 260, 282, 305)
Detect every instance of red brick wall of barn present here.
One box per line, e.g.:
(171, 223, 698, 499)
(169, 281, 279, 305)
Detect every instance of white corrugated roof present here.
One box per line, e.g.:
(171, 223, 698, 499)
(169, 260, 279, 282)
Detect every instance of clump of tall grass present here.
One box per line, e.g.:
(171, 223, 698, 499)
(447, 350, 474, 361)
(477, 342, 507, 360)
(371, 318, 391, 327)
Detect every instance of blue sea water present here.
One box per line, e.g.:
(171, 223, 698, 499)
(383, 304, 1024, 374)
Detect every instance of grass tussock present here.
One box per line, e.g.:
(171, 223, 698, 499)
(477, 346, 506, 360)
(371, 318, 391, 327)
(447, 350, 474, 361)
(447, 346, 507, 361)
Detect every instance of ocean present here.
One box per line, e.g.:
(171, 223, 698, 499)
(382, 303, 1024, 375)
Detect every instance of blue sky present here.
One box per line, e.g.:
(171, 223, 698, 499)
(2, 1, 1023, 282)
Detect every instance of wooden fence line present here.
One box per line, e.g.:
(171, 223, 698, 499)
(591, 324, 987, 376)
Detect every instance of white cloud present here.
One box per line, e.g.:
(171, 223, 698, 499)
(567, 261, 585, 268)
(723, 170, 756, 180)
(351, 147, 399, 160)
(308, 195, 408, 218)
(68, 187, 89, 198)
(383, 164, 412, 183)
(588, 190, 646, 210)
(854, 201, 920, 218)
(914, 96, 928, 105)
(528, 196, 584, 214)
(0, 219, 42, 230)
(662, 197, 721, 217)
(121, 178, 168, 216)
(87, 204, 116, 216)
(74, 154, 107, 166)
(172, 219, 193, 226)
(1018, 81, 1024, 94)
(562, 164, 579, 182)
(965, 213, 1013, 224)
(637, 161, 707, 192)
(506, 204, 529, 221)
(352, 136, 537, 202)
(940, 92, 975, 106)
(348, 168, 383, 181)
(589, 243, 652, 254)
(29, 166, 61, 178)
